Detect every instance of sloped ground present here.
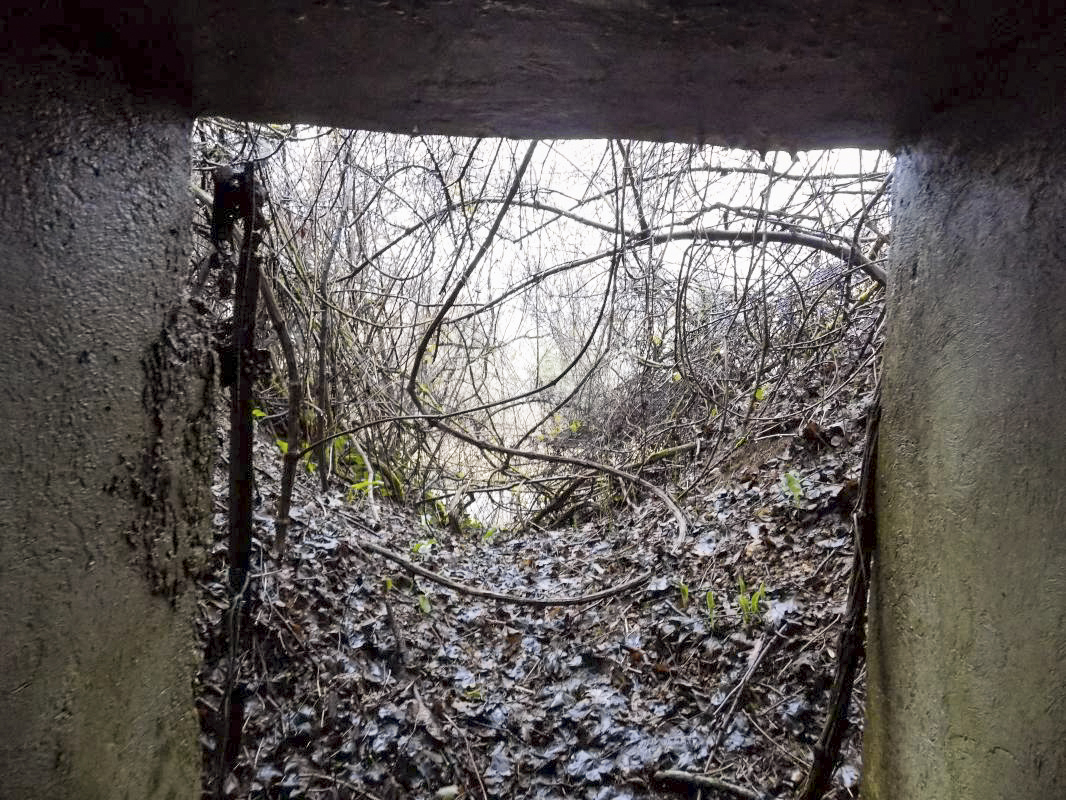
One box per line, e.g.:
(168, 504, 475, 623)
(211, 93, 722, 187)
(196, 398, 873, 800)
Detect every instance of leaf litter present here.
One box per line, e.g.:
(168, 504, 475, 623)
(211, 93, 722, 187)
(196, 399, 873, 800)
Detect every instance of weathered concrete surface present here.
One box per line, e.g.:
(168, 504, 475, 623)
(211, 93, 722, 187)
(0, 55, 212, 799)
(4, 1, 1066, 798)
(869, 91, 1066, 797)
(8, 1, 1065, 150)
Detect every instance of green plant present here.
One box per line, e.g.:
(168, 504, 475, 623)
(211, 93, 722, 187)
(678, 581, 690, 609)
(705, 589, 717, 629)
(417, 593, 432, 614)
(783, 470, 804, 505)
(300, 444, 317, 474)
(411, 538, 437, 555)
(737, 576, 767, 627)
(346, 476, 384, 503)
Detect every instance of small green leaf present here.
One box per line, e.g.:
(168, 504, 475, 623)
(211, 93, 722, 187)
(276, 439, 289, 454)
(753, 583, 767, 611)
(679, 581, 690, 609)
(252, 408, 267, 419)
(417, 593, 431, 614)
(351, 478, 383, 492)
(384, 577, 394, 592)
(705, 590, 716, 628)
(671, 371, 682, 383)
(784, 470, 804, 503)
(754, 385, 767, 402)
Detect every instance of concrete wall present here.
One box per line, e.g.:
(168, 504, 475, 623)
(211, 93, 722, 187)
(0, 56, 209, 799)
(3, 3, 1066, 798)
(14, 1, 1049, 151)
(868, 96, 1066, 797)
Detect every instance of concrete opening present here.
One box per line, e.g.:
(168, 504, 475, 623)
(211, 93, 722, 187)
(2, 3, 1066, 798)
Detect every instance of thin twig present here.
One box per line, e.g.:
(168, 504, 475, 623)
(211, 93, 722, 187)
(301, 771, 385, 800)
(443, 711, 489, 800)
(256, 260, 302, 552)
(653, 769, 763, 800)
(351, 438, 380, 525)
(709, 632, 779, 755)
(340, 511, 653, 607)
(798, 386, 880, 800)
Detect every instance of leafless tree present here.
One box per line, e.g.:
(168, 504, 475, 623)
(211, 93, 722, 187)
(190, 121, 889, 537)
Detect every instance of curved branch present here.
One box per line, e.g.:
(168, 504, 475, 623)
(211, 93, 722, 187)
(448, 222, 884, 331)
(642, 227, 886, 286)
(351, 530, 653, 608)
(406, 141, 539, 399)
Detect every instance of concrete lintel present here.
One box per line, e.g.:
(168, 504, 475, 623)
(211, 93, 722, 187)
(6, 2, 1065, 150)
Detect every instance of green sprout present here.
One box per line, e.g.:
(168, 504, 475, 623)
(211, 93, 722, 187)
(737, 576, 767, 627)
(783, 470, 804, 504)
(411, 538, 437, 555)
